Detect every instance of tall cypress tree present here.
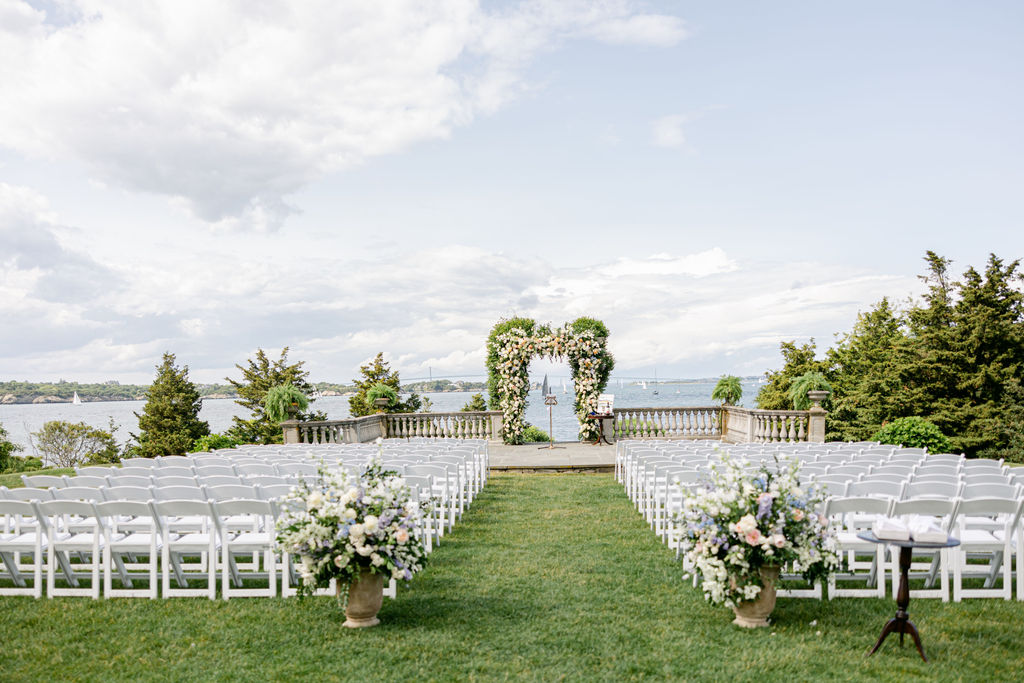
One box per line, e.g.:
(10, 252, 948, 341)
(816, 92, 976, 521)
(348, 352, 422, 417)
(132, 352, 210, 457)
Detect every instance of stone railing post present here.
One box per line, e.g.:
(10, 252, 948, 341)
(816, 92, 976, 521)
(599, 414, 615, 444)
(281, 419, 301, 444)
(488, 411, 504, 443)
(806, 390, 829, 443)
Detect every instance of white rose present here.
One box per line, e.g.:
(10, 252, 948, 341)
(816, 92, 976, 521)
(349, 523, 364, 537)
(356, 545, 373, 556)
(364, 515, 379, 532)
(371, 553, 385, 566)
(306, 491, 324, 510)
(344, 508, 357, 520)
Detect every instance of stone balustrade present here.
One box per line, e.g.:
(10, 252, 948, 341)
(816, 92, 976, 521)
(385, 411, 503, 440)
(283, 405, 821, 445)
(282, 410, 503, 444)
(612, 406, 722, 440)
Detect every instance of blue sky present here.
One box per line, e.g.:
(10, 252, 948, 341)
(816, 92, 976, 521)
(0, 1, 1021, 385)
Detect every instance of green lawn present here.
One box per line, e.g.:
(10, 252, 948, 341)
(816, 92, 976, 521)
(2, 473, 1024, 681)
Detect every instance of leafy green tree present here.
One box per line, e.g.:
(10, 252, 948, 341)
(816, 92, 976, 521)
(30, 420, 120, 468)
(0, 422, 24, 473)
(192, 433, 242, 452)
(461, 393, 488, 412)
(227, 347, 326, 444)
(755, 340, 825, 410)
(132, 352, 210, 457)
(348, 353, 423, 417)
(711, 375, 743, 405)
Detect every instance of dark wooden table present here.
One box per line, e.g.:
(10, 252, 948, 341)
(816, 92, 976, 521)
(857, 531, 960, 662)
(585, 413, 614, 445)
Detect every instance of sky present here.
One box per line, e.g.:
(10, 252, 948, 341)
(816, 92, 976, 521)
(1, 1, 1021, 386)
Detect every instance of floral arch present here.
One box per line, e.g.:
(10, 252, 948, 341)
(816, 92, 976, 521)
(486, 317, 614, 444)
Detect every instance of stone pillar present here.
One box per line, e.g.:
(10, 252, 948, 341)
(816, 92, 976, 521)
(599, 415, 615, 444)
(807, 407, 826, 443)
(281, 420, 301, 444)
(488, 411, 504, 443)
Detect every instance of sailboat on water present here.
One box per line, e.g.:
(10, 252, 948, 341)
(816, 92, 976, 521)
(562, 378, 567, 394)
(72, 392, 82, 405)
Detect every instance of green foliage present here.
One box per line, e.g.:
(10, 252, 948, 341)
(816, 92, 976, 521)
(366, 382, 399, 410)
(759, 252, 1024, 458)
(192, 433, 242, 452)
(710, 375, 743, 405)
(461, 393, 488, 412)
(264, 383, 310, 423)
(0, 421, 24, 473)
(522, 423, 550, 443)
(227, 347, 326, 445)
(131, 352, 210, 457)
(348, 353, 423, 417)
(872, 416, 953, 454)
(788, 371, 832, 410)
(30, 420, 120, 468)
(755, 340, 825, 410)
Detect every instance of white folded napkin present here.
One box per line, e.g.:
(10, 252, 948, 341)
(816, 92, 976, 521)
(873, 516, 910, 541)
(907, 515, 947, 543)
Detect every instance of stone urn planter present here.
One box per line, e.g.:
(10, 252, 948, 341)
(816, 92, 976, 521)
(341, 568, 384, 628)
(731, 565, 781, 628)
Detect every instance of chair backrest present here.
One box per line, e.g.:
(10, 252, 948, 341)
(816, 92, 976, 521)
(235, 463, 279, 476)
(199, 475, 245, 488)
(846, 480, 905, 500)
(891, 497, 959, 530)
(256, 483, 294, 501)
(824, 495, 893, 519)
(119, 458, 158, 470)
(151, 475, 198, 487)
(51, 487, 104, 501)
(195, 465, 238, 478)
(904, 481, 962, 499)
(210, 499, 275, 534)
(156, 456, 193, 467)
(961, 482, 1021, 500)
(204, 484, 260, 501)
(5, 488, 54, 501)
(151, 499, 215, 521)
(21, 474, 67, 488)
(155, 467, 196, 478)
(37, 499, 100, 529)
(94, 499, 162, 534)
(107, 475, 153, 487)
(63, 475, 109, 488)
(152, 485, 206, 501)
(102, 485, 153, 502)
(955, 497, 1023, 531)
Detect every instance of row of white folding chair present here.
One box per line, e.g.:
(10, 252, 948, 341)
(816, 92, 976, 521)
(825, 495, 1024, 601)
(0, 498, 278, 599)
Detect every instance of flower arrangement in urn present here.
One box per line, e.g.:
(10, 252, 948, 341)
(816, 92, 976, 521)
(677, 453, 839, 626)
(276, 453, 428, 627)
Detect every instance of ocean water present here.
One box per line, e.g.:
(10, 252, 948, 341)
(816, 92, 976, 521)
(0, 380, 762, 449)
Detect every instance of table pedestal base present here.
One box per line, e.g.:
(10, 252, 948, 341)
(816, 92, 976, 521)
(866, 545, 927, 662)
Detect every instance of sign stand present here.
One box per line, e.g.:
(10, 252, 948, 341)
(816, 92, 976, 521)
(538, 394, 564, 449)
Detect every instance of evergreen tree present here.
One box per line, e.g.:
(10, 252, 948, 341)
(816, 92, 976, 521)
(348, 353, 423, 417)
(132, 352, 210, 457)
(227, 347, 325, 444)
(754, 340, 824, 410)
(0, 422, 24, 473)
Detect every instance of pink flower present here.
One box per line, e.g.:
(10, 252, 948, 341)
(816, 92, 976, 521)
(792, 509, 805, 522)
(744, 529, 764, 545)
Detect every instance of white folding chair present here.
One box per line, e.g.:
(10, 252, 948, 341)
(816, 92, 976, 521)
(952, 497, 1023, 602)
(0, 500, 46, 597)
(96, 500, 161, 599)
(37, 499, 104, 599)
(889, 498, 960, 601)
(825, 496, 892, 599)
(212, 499, 277, 599)
(153, 499, 218, 599)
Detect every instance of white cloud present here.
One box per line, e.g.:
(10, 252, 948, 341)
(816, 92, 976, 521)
(0, 0, 687, 230)
(652, 114, 687, 148)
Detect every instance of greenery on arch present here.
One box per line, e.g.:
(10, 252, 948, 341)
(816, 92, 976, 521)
(486, 316, 614, 444)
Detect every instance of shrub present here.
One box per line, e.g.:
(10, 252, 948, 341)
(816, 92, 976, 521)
(788, 371, 831, 410)
(872, 416, 953, 453)
(264, 383, 310, 423)
(0, 422, 24, 473)
(461, 393, 488, 412)
(522, 424, 550, 443)
(192, 433, 243, 452)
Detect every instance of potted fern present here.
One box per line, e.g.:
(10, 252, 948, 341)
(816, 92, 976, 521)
(264, 383, 310, 422)
(787, 372, 831, 410)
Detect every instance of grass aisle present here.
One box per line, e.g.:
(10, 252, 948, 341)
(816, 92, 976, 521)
(2, 474, 1024, 681)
